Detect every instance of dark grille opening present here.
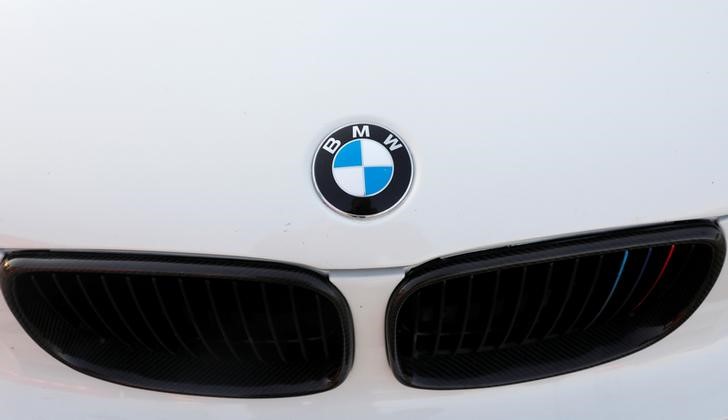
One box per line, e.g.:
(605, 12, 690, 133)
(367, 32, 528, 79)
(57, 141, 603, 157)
(0, 252, 354, 397)
(386, 221, 725, 389)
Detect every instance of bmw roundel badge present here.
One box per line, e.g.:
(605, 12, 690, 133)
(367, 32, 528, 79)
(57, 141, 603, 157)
(313, 123, 414, 218)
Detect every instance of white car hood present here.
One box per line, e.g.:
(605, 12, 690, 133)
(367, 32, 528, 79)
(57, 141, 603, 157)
(1, 1, 727, 269)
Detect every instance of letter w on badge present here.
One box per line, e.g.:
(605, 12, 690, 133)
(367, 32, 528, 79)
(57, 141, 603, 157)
(383, 134, 403, 151)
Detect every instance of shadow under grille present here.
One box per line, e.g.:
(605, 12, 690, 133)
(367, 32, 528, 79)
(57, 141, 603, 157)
(0, 252, 353, 397)
(386, 221, 725, 389)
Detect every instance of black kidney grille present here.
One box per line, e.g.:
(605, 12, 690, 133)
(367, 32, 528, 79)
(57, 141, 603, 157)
(387, 221, 725, 389)
(0, 252, 353, 397)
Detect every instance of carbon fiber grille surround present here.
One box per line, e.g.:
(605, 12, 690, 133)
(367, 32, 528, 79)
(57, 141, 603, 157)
(386, 221, 725, 389)
(0, 252, 354, 397)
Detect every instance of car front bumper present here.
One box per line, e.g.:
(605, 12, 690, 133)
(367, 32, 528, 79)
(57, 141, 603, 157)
(0, 217, 726, 420)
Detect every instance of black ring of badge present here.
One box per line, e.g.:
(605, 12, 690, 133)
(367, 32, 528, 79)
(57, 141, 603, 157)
(312, 123, 414, 218)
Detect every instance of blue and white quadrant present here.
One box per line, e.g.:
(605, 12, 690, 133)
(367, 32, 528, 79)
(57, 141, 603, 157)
(332, 139, 394, 197)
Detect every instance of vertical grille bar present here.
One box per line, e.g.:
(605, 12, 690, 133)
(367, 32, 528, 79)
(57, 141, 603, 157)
(31, 275, 60, 315)
(205, 280, 241, 361)
(288, 286, 308, 361)
(233, 282, 263, 362)
(633, 244, 677, 311)
(76, 274, 131, 347)
(102, 275, 152, 350)
(565, 255, 604, 334)
(52, 273, 102, 337)
(260, 283, 286, 362)
(610, 248, 652, 320)
(432, 280, 448, 356)
(411, 291, 421, 358)
(454, 275, 473, 354)
(671, 244, 696, 281)
(476, 270, 500, 351)
(314, 294, 330, 359)
(126, 276, 175, 354)
(584, 250, 629, 329)
(498, 267, 527, 348)
(152, 277, 196, 357)
(522, 263, 553, 343)
(544, 258, 579, 337)
(178, 277, 219, 359)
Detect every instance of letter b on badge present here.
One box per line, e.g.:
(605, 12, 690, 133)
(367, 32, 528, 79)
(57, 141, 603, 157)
(322, 138, 341, 154)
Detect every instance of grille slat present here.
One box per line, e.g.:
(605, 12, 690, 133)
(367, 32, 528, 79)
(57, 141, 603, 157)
(1, 253, 353, 397)
(288, 285, 309, 362)
(432, 281, 448, 356)
(633, 244, 676, 311)
(522, 263, 553, 343)
(126, 276, 175, 355)
(314, 295, 330, 359)
(205, 279, 241, 361)
(152, 277, 196, 357)
(77, 274, 132, 347)
(498, 267, 527, 348)
(178, 277, 219, 360)
(565, 255, 603, 334)
(454, 275, 473, 354)
(52, 273, 101, 338)
(476, 271, 500, 351)
(411, 292, 422, 358)
(260, 283, 286, 363)
(610, 248, 652, 320)
(387, 221, 725, 389)
(232, 282, 263, 362)
(31, 275, 56, 314)
(102, 274, 152, 350)
(586, 251, 629, 329)
(545, 259, 579, 337)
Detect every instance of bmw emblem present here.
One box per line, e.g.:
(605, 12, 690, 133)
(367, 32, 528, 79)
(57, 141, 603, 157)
(312, 123, 414, 218)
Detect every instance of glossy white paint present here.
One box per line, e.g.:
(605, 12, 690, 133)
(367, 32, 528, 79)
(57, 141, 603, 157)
(1, 0, 728, 418)
(1, 1, 728, 269)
